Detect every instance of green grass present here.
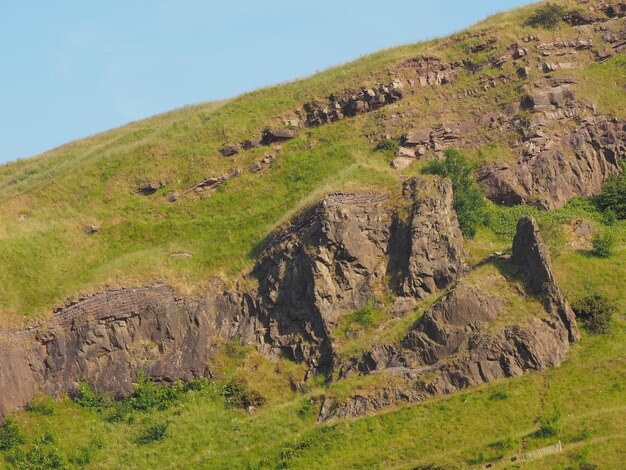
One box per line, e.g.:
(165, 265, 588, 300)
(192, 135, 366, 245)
(2, 319, 623, 469)
(0, 0, 625, 467)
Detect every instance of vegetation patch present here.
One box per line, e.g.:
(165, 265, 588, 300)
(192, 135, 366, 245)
(572, 293, 617, 334)
(422, 148, 487, 239)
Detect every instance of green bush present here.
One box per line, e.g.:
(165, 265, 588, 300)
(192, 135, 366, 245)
(126, 372, 186, 412)
(526, 3, 566, 29)
(222, 377, 266, 409)
(72, 380, 107, 410)
(595, 172, 626, 219)
(374, 138, 400, 155)
(135, 421, 169, 445)
(353, 302, 379, 327)
(592, 232, 616, 258)
(573, 294, 617, 334)
(7, 433, 66, 469)
(26, 394, 56, 415)
(422, 149, 487, 238)
(0, 418, 26, 451)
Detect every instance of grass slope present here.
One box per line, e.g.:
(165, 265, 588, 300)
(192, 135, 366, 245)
(0, 0, 625, 468)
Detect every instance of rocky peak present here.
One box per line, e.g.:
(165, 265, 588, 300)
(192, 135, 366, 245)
(512, 217, 580, 341)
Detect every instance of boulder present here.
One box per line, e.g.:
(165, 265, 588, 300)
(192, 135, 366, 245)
(220, 145, 241, 157)
(390, 156, 413, 170)
(261, 129, 295, 145)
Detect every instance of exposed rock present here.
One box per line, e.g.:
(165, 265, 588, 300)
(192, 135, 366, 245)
(390, 156, 414, 170)
(396, 146, 416, 158)
(0, 284, 258, 417)
(302, 81, 403, 127)
(468, 38, 497, 53)
(167, 193, 179, 203)
(511, 217, 580, 341)
(242, 139, 261, 150)
(261, 129, 295, 145)
(399, 56, 460, 86)
(83, 225, 100, 234)
(319, 217, 579, 421)
(137, 180, 166, 195)
(220, 145, 241, 157)
(253, 177, 465, 371)
(185, 169, 242, 194)
(249, 153, 277, 173)
(399, 177, 467, 298)
(478, 120, 625, 209)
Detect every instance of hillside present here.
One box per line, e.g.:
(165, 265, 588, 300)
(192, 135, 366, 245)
(0, 0, 625, 468)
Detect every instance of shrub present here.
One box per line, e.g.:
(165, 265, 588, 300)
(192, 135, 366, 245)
(25, 394, 56, 415)
(7, 434, 66, 469)
(0, 418, 26, 451)
(375, 138, 400, 154)
(353, 302, 379, 327)
(72, 380, 107, 410)
(595, 172, 626, 219)
(592, 232, 616, 258)
(488, 390, 509, 401)
(222, 377, 266, 409)
(126, 373, 186, 412)
(422, 149, 487, 238)
(526, 3, 566, 29)
(573, 294, 617, 334)
(135, 421, 168, 445)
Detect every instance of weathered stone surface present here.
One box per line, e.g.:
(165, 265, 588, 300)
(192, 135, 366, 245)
(83, 225, 100, 234)
(478, 120, 625, 209)
(0, 178, 468, 417)
(185, 168, 242, 194)
(511, 217, 580, 341)
(261, 128, 295, 145)
(220, 145, 241, 157)
(399, 177, 467, 298)
(390, 156, 413, 170)
(319, 217, 579, 421)
(399, 56, 459, 86)
(249, 153, 277, 173)
(302, 81, 403, 127)
(0, 285, 259, 417)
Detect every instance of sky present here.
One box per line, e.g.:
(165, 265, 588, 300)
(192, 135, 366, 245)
(0, 0, 532, 164)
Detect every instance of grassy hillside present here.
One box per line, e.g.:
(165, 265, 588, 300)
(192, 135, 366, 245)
(1, 0, 623, 326)
(0, 0, 625, 468)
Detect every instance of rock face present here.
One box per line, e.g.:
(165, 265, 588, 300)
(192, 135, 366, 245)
(0, 285, 259, 417)
(0, 177, 466, 417)
(320, 216, 579, 421)
(399, 177, 466, 298)
(252, 177, 466, 371)
(478, 120, 625, 209)
(303, 81, 403, 127)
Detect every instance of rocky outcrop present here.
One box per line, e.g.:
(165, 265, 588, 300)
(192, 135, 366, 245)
(399, 177, 466, 298)
(0, 177, 466, 417)
(260, 128, 295, 145)
(478, 120, 625, 208)
(0, 285, 259, 417)
(512, 217, 580, 341)
(185, 168, 242, 194)
(302, 81, 403, 127)
(319, 217, 579, 421)
(252, 177, 466, 371)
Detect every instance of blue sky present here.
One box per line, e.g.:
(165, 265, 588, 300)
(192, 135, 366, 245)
(0, 0, 531, 163)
